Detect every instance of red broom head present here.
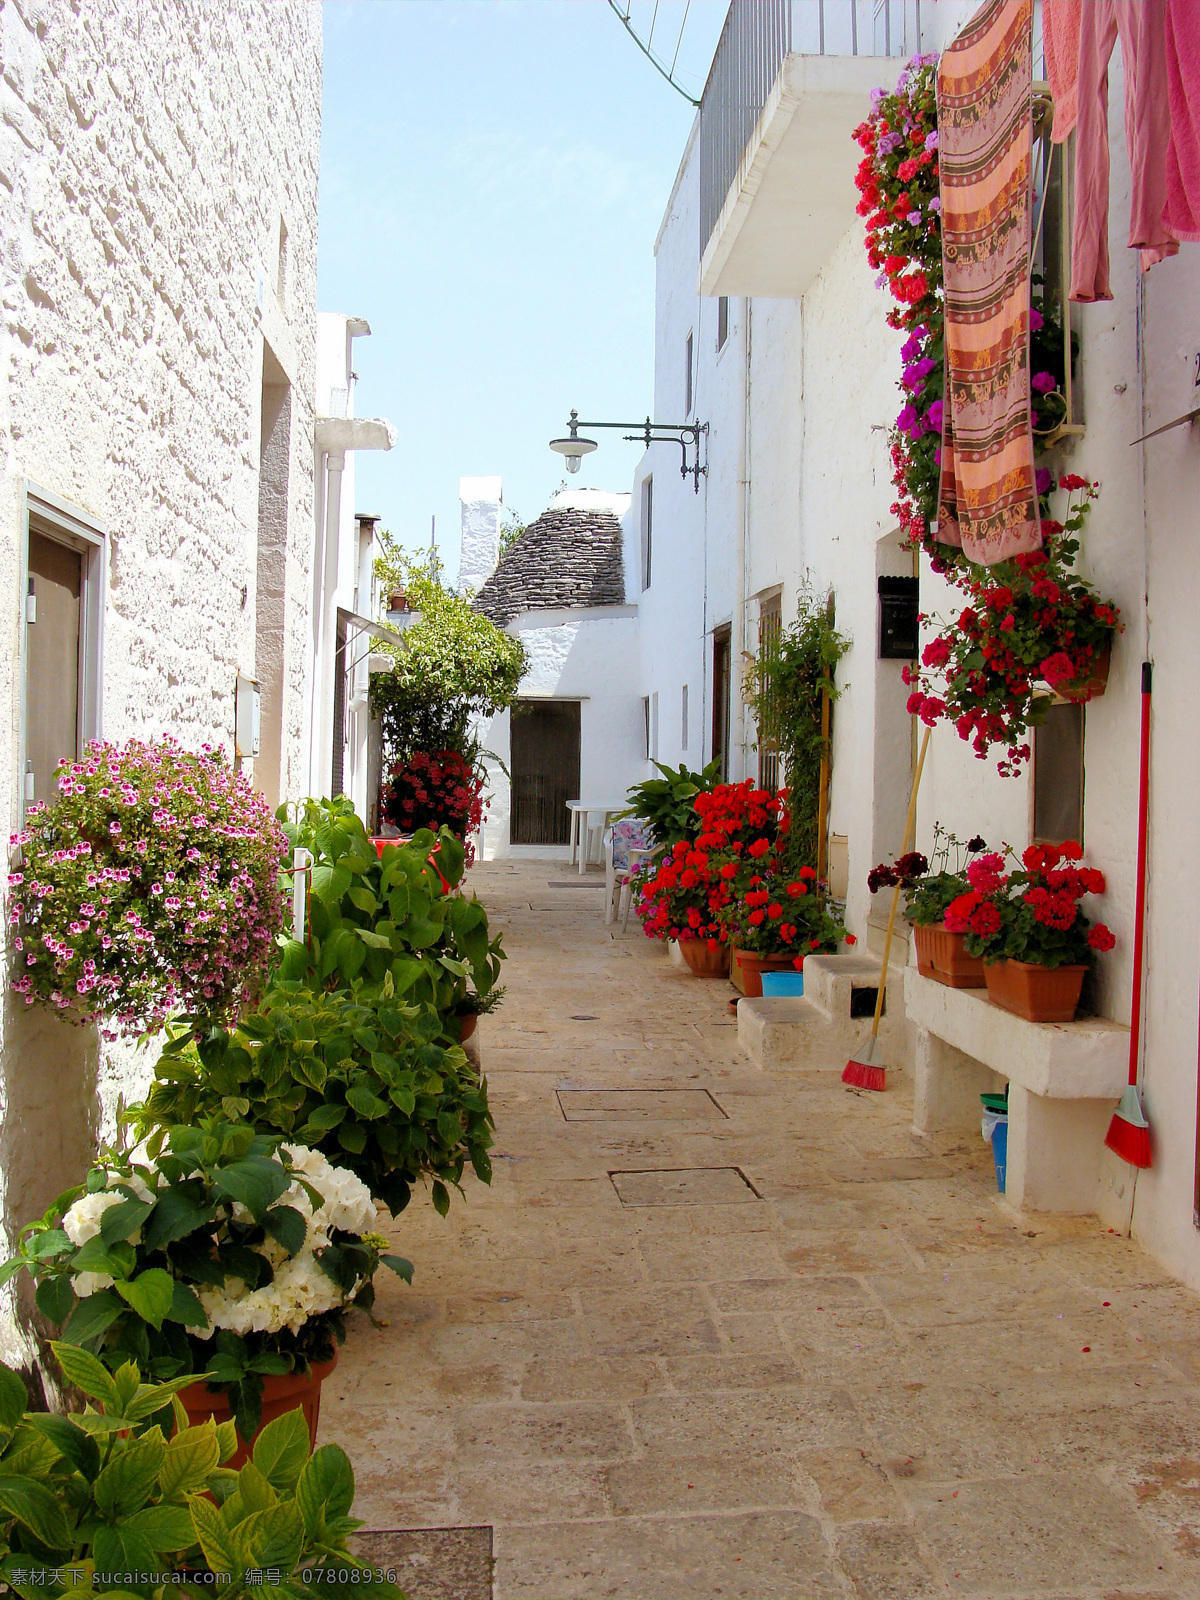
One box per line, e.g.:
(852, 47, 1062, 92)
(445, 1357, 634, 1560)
(842, 1059, 887, 1092)
(1105, 1084, 1152, 1169)
(1105, 1114, 1152, 1169)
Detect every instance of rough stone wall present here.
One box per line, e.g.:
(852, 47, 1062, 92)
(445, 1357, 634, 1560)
(0, 0, 321, 1375)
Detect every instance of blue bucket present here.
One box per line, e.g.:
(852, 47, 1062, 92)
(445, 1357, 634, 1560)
(991, 1118, 1008, 1193)
(760, 972, 805, 998)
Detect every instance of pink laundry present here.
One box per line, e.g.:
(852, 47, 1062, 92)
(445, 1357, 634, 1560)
(1071, 0, 1179, 303)
(1164, 0, 1200, 241)
(1043, 0, 1081, 141)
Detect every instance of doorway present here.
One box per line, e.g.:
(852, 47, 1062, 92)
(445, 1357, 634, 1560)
(712, 626, 731, 780)
(510, 700, 580, 845)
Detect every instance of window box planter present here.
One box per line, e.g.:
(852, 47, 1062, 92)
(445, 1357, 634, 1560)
(983, 959, 1086, 1024)
(176, 1353, 338, 1470)
(913, 923, 986, 989)
(732, 948, 796, 997)
(679, 939, 731, 979)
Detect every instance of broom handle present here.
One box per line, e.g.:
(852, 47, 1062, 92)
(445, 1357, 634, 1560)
(1128, 663, 1152, 1088)
(869, 724, 932, 1040)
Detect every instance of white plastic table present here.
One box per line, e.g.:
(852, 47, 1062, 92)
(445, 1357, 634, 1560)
(566, 800, 627, 874)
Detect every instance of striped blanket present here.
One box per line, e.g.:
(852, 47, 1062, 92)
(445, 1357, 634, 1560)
(936, 0, 1042, 565)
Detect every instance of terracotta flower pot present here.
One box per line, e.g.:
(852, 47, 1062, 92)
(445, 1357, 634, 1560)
(458, 1013, 478, 1043)
(677, 939, 731, 979)
(983, 959, 1086, 1023)
(177, 1353, 337, 1469)
(913, 923, 986, 989)
(732, 948, 799, 998)
(1060, 642, 1111, 703)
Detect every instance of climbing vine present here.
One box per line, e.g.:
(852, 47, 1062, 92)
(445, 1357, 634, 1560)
(743, 588, 851, 871)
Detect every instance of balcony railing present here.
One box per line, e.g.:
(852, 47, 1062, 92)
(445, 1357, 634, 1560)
(699, 0, 926, 255)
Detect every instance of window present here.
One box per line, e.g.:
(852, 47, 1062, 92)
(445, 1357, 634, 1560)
(23, 486, 105, 813)
(717, 296, 729, 351)
(681, 684, 689, 752)
(712, 626, 731, 780)
(1033, 98, 1083, 439)
(643, 696, 651, 760)
(651, 691, 660, 761)
(1033, 701, 1084, 844)
(641, 476, 653, 591)
(756, 594, 782, 792)
(685, 331, 694, 416)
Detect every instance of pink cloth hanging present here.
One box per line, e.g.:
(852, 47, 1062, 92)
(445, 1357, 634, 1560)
(1071, 0, 1179, 302)
(1043, 0, 1081, 141)
(1164, 0, 1200, 241)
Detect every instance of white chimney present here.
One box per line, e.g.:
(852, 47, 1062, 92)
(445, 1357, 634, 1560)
(458, 475, 503, 593)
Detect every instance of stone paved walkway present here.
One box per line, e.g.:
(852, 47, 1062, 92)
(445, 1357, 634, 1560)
(326, 861, 1200, 1600)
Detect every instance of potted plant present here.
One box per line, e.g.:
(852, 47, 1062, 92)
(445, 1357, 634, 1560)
(380, 748, 488, 864)
(8, 738, 287, 1037)
(720, 861, 848, 997)
(130, 982, 494, 1220)
(634, 840, 730, 977)
(619, 757, 723, 847)
(873, 827, 991, 988)
(905, 479, 1121, 776)
(1, 1118, 411, 1456)
(943, 840, 1115, 1022)
(0, 1347, 404, 1599)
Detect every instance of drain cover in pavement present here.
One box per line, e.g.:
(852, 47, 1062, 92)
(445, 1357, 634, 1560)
(559, 1088, 726, 1121)
(608, 1166, 760, 1205)
(348, 1528, 492, 1600)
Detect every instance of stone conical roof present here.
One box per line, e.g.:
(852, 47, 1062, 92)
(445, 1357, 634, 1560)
(471, 504, 626, 626)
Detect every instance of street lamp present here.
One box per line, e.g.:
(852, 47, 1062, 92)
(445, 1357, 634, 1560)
(549, 409, 708, 493)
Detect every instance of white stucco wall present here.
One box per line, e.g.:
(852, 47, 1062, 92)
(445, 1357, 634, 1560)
(0, 0, 322, 1375)
(642, 18, 1200, 1288)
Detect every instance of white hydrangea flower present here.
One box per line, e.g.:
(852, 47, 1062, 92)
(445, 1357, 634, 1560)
(281, 1144, 377, 1237)
(197, 1246, 364, 1337)
(62, 1170, 156, 1294)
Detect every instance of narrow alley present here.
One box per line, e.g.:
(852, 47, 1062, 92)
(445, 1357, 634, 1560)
(329, 862, 1198, 1600)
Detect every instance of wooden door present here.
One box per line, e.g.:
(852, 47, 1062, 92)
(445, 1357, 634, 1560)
(28, 531, 82, 806)
(510, 700, 581, 845)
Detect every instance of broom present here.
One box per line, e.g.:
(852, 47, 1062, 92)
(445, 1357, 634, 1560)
(843, 724, 931, 1091)
(1105, 661, 1153, 1168)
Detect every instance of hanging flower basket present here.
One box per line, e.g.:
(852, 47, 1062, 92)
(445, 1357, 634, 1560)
(984, 959, 1086, 1023)
(177, 1353, 338, 1470)
(913, 923, 985, 989)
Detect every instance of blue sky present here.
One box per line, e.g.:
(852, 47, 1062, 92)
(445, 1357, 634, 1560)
(318, 0, 726, 580)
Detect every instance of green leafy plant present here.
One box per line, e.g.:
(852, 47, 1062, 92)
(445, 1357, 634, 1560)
(276, 799, 504, 1025)
(742, 588, 851, 869)
(370, 539, 526, 765)
(1, 1121, 410, 1441)
(0, 1347, 406, 1600)
(130, 985, 493, 1220)
(620, 758, 723, 847)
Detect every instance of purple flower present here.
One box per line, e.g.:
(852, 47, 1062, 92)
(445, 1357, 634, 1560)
(1035, 467, 1053, 495)
(896, 403, 921, 436)
(902, 356, 938, 392)
(934, 446, 943, 465)
(1031, 371, 1057, 394)
(870, 86, 886, 109)
(926, 400, 944, 432)
(925, 130, 939, 151)
(928, 196, 942, 213)
(875, 271, 890, 290)
(878, 132, 902, 154)
(1029, 308, 1044, 331)
(907, 210, 922, 226)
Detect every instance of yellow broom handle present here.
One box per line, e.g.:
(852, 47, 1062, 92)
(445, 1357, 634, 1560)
(869, 724, 932, 1038)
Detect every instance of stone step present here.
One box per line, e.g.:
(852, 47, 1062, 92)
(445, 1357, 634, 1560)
(737, 952, 913, 1072)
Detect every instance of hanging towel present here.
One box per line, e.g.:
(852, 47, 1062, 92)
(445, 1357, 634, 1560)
(937, 0, 1042, 565)
(1071, 0, 1178, 302)
(1164, 0, 1200, 241)
(1043, 0, 1081, 141)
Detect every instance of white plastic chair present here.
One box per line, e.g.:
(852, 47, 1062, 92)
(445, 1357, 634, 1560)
(604, 819, 659, 930)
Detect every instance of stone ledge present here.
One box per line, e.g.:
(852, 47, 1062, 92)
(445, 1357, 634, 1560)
(904, 968, 1128, 1099)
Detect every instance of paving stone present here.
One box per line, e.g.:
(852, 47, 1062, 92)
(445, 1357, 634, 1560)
(316, 861, 1200, 1599)
(608, 1166, 759, 1206)
(348, 1528, 493, 1600)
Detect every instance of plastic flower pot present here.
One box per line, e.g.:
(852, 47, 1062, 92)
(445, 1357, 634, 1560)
(732, 949, 799, 997)
(913, 923, 986, 989)
(176, 1352, 338, 1470)
(760, 971, 805, 998)
(990, 1117, 1008, 1192)
(678, 939, 731, 979)
(984, 959, 1086, 1023)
